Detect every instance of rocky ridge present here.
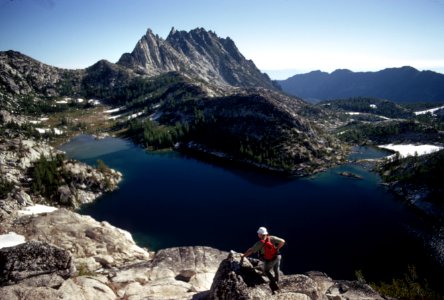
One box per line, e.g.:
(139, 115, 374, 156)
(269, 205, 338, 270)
(278, 67, 444, 104)
(0, 50, 83, 111)
(118, 27, 276, 90)
(0, 221, 228, 300)
(0, 50, 78, 96)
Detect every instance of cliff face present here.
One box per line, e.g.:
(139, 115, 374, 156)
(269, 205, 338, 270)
(118, 28, 276, 89)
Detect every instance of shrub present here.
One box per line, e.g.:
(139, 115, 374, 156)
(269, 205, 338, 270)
(0, 177, 14, 199)
(96, 159, 110, 174)
(357, 266, 443, 299)
(31, 153, 65, 199)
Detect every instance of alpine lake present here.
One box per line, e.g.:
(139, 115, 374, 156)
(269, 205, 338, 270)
(60, 134, 443, 287)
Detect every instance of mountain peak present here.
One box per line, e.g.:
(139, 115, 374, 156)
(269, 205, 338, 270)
(331, 69, 352, 75)
(144, 28, 157, 38)
(118, 27, 275, 89)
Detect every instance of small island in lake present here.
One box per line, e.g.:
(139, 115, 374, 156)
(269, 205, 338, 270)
(338, 171, 363, 179)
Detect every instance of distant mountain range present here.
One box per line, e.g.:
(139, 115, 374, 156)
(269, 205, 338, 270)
(278, 67, 444, 103)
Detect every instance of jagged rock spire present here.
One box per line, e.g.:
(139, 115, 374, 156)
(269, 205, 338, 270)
(117, 27, 275, 89)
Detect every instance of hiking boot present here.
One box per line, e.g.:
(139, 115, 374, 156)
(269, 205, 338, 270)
(270, 280, 279, 293)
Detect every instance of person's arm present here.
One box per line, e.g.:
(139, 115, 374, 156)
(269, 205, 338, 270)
(276, 239, 285, 251)
(241, 247, 254, 258)
(272, 236, 285, 251)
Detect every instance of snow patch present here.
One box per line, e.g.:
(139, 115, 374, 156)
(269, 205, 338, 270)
(104, 106, 126, 114)
(0, 232, 26, 249)
(53, 128, 63, 135)
(36, 128, 48, 134)
(107, 114, 123, 120)
(370, 104, 377, 109)
(149, 112, 162, 121)
(345, 111, 389, 120)
(376, 115, 390, 120)
(88, 99, 101, 105)
(127, 111, 144, 120)
(18, 204, 58, 216)
(414, 105, 444, 116)
(379, 144, 443, 158)
(36, 128, 63, 135)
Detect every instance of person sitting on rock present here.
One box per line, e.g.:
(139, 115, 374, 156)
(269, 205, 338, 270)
(240, 226, 285, 287)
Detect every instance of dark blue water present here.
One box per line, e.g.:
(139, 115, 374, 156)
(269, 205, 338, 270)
(60, 135, 442, 285)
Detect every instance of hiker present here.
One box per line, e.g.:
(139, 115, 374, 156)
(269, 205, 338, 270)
(240, 226, 286, 285)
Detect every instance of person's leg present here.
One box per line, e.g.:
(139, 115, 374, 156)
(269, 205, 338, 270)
(273, 255, 282, 282)
(263, 260, 276, 280)
(263, 259, 279, 292)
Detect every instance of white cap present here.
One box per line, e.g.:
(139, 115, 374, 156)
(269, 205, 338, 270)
(257, 227, 268, 235)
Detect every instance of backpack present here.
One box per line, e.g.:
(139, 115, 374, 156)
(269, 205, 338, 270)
(260, 236, 277, 261)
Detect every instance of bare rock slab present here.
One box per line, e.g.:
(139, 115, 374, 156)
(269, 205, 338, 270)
(0, 240, 75, 286)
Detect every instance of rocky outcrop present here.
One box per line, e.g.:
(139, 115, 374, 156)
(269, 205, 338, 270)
(209, 252, 384, 300)
(0, 137, 122, 220)
(0, 241, 75, 286)
(0, 137, 53, 220)
(0, 209, 228, 300)
(0, 211, 387, 300)
(0, 138, 54, 177)
(59, 160, 122, 208)
(111, 246, 228, 299)
(118, 27, 276, 89)
(0, 201, 227, 300)
(5, 208, 150, 271)
(0, 239, 118, 300)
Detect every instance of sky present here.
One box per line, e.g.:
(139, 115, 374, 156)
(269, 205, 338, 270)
(1, 0, 444, 79)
